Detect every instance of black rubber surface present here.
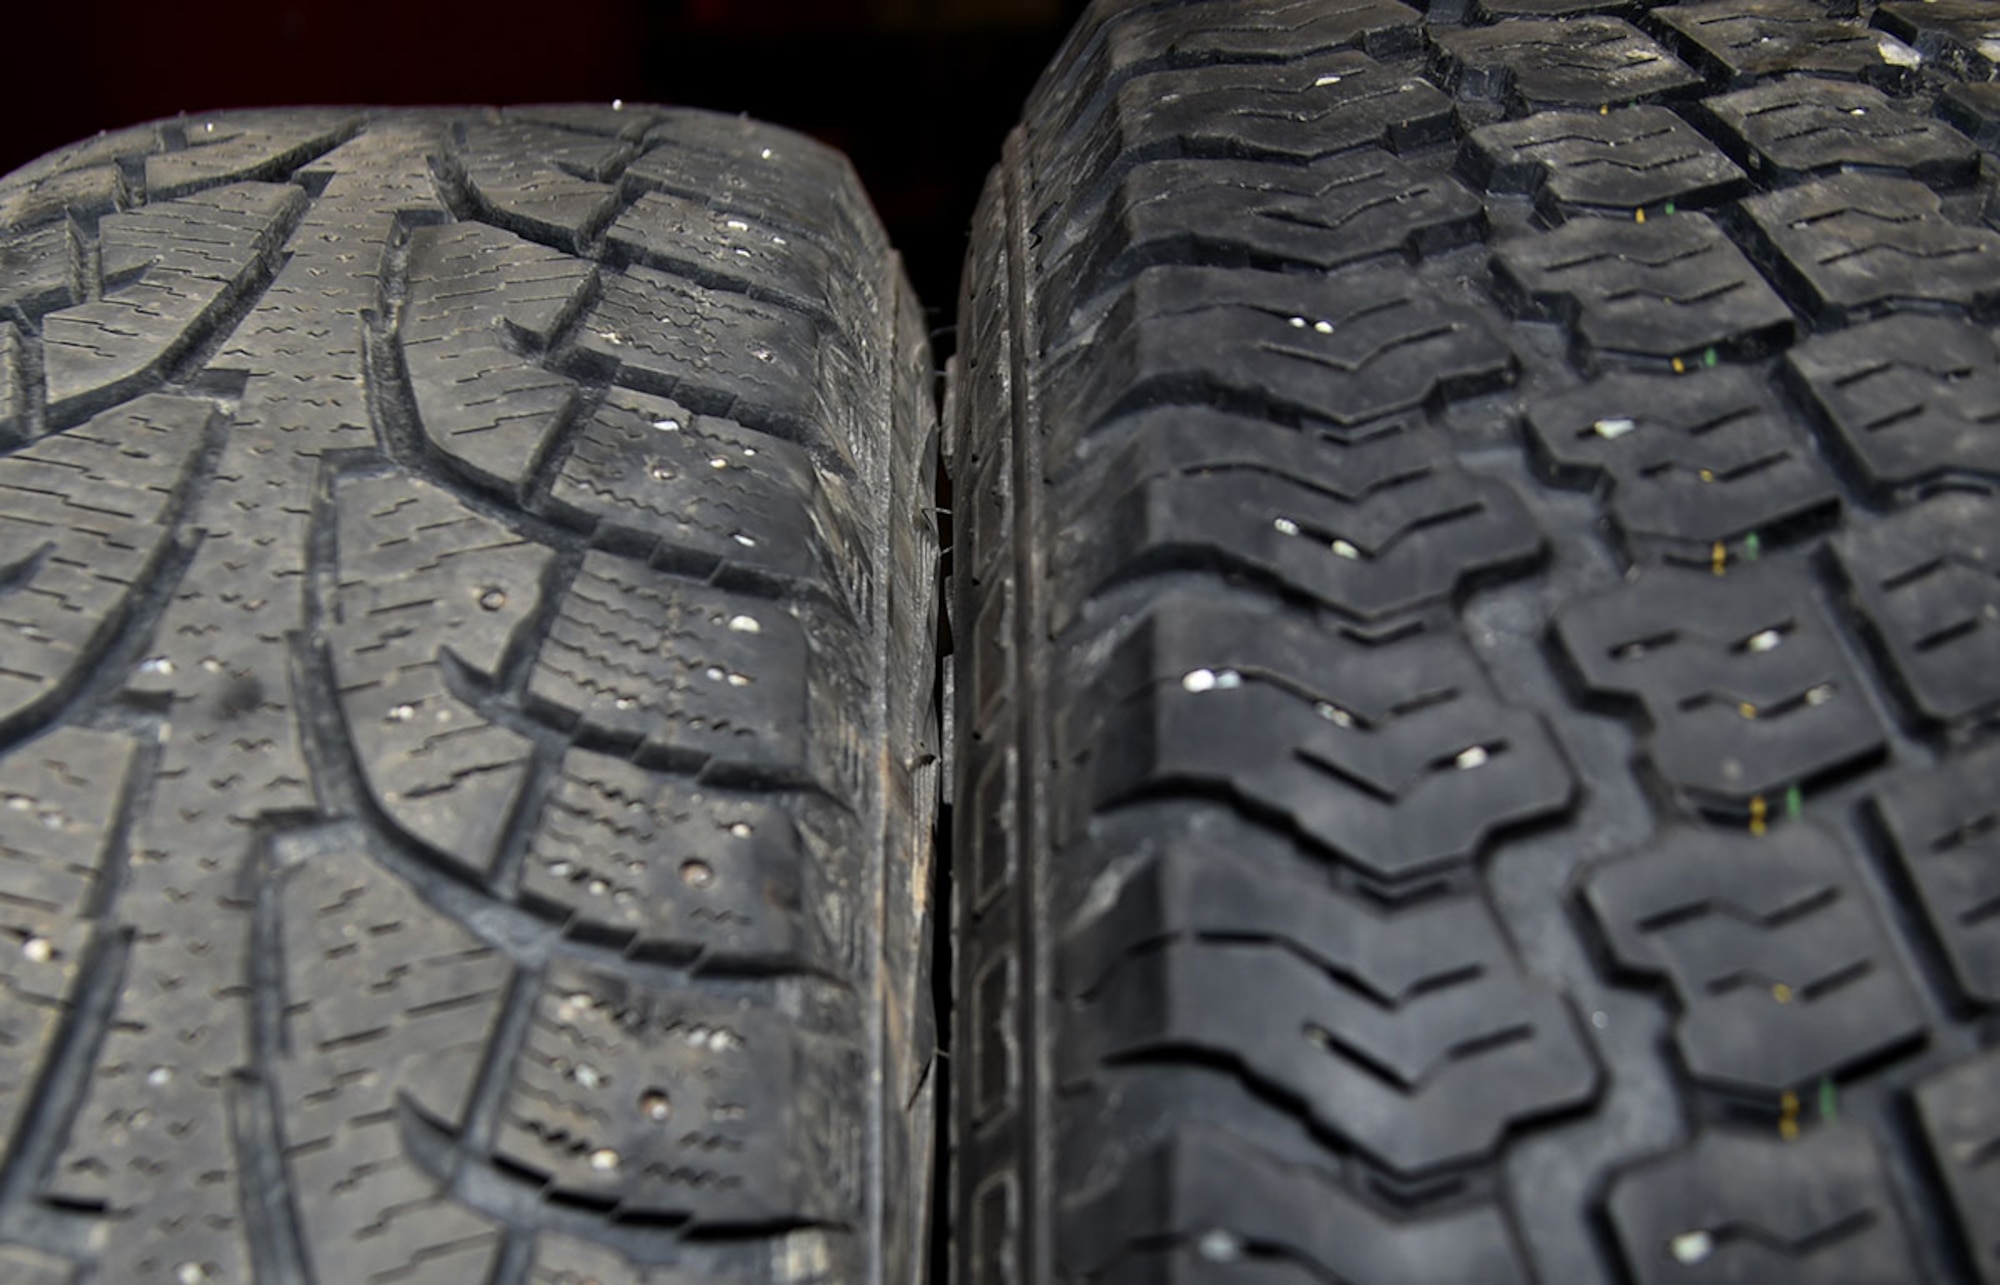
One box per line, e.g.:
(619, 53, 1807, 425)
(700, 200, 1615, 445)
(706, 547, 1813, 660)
(0, 106, 939, 1284)
(947, 2, 2000, 1283)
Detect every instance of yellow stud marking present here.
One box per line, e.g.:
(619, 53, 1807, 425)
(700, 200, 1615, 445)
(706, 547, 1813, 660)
(1600, 104, 1610, 115)
(1712, 541, 1727, 576)
(1635, 207, 1646, 224)
(1779, 1089, 1800, 1141)
(1773, 983, 1793, 1004)
(1699, 469, 1716, 483)
(1739, 702, 1758, 719)
(1673, 356, 1686, 373)
(1750, 795, 1767, 837)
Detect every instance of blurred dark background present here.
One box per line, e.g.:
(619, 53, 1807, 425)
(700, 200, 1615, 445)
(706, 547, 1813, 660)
(0, 0, 1090, 331)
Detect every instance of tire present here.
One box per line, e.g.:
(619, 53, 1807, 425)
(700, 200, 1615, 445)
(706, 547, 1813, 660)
(947, 4, 2000, 1283)
(0, 106, 939, 1284)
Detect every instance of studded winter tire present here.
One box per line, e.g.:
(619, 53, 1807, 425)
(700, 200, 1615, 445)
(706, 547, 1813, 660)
(946, 3, 2000, 1283)
(0, 106, 939, 1285)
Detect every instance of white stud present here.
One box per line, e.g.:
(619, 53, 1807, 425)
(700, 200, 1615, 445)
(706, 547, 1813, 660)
(1670, 1231, 1714, 1265)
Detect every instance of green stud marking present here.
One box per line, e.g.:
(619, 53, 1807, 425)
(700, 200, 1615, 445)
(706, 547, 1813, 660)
(1703, 347, 1719, 368)
(1786, 785, 1803, 819)
(1664, 201, 1676, 215)
(1819, 1078, 1837, 1121)
(1744, 531, 1762, 561)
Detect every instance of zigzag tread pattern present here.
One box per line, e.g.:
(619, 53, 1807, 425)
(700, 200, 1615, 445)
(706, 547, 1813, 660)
(1606, 1126, 1922, 1284)
(1582, 822, 1928, 1094)
(951, 3, 1994, 1282)
(1785, 312, 2000, 496)
(1696, 78, 1979, 185)
(1873, 742, 2000, 1009)
(1738, 172, 2000, 323)
(1463, 106, 1747, 213)
(1432, 18, 1699, 109)
(1654, 0, 1923, 87)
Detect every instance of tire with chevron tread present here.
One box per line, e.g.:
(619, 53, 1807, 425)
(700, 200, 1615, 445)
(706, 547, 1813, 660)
(0, 106, 940, 1285)
(947, 3, 2000, 1283)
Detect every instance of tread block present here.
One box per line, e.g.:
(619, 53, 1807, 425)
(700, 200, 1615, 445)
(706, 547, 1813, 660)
(1033, 0, 1426, 145)
(1654, 0, 1923, 87)
(1062, 601, 1576, 885)
(628, 113, 880, 265)
(0, 124, 149, 232)
(1938, 81, 2000, 154)
(1784, 313, 2000, 496)
(142, 110, 358, 201)
(493, 959, 864, 1224)
(97, 180, 304, 284)
(1552, 563, 1888, 810)
(1462, 106, 1745, 215)
(1432, 19, 1699, 109)
(1045, 265, 1517, 445)
(0, 168, 121, 235)
(1582, 823, 1926, 1094)
(1063, 926, 1595, 1173)
(1052, 416, 1544, 628)
(401, 220, 594, 495)
(546, 386, 871, 613)
(1606, 1126, 1920, 1285)
(1030, 48, 1455, 254)
(1832, 493, 2000, 730)
(1061, 1133, 1531, 1283)
(329, 471, 552, 877)
(1698, 79, 1979, 187)
(1061, 844, 1598, 1175)
(526, 550, 862, 797)
(0, 729, 135, 1149)
(504, 103, 663, 141)
(278, 843, 509, 1285)
(1525, 366, 1840, 560)
(0, 394, 211, 727)
(1494, 212, 1794, 366)
(1737, 173, 2000, 324)
(1876, 0, 2000, 81)
(1043, 148, 1481, 332)
(1915, 1048, 2000, 1282)
(521, 747, 846, 967)
(604, 190, 844, 330)
(0, 221, 81, 317)
(578, 263, 867, 462)
(42, 182, 304, 421)
(450, 120, 631, 252)
(1873, 742, 2000, 1009)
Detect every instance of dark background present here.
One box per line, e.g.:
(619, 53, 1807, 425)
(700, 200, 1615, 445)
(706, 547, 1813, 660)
(0, 0, 1089, 326)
